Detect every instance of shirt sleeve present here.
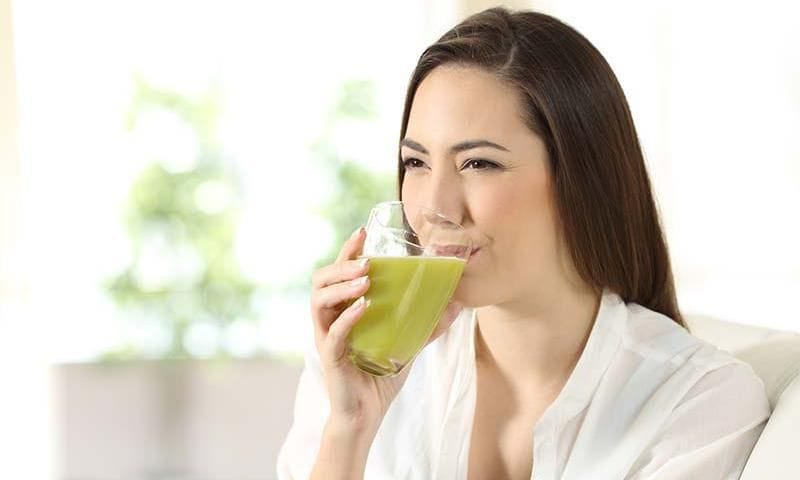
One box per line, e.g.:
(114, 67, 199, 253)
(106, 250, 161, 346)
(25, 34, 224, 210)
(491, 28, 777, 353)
(276, 343, 330, 480)
(627, 362, 771, 480)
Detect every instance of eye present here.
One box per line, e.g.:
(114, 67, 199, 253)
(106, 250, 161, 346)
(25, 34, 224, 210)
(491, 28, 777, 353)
(462, 159, 500, 171)
(402, 158, 426, 170)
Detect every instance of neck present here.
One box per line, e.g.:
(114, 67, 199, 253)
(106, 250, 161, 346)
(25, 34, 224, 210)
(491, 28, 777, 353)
(473, 281, 601, 399)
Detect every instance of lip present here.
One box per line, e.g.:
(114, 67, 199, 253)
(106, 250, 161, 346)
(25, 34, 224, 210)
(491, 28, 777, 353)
(468, 247, 481, 262)
(424, 244, 481, 260)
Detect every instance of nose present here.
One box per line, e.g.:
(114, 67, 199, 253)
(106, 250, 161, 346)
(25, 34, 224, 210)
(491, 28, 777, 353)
(421, 171, 466, 227)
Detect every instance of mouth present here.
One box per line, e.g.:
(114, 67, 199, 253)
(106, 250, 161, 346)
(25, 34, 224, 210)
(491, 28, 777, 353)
(424, 244, 478, 259)
(468, 247, 481, 263)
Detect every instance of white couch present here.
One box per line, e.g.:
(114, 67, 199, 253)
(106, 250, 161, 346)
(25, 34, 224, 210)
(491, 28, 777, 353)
(686, 315, 800, 479)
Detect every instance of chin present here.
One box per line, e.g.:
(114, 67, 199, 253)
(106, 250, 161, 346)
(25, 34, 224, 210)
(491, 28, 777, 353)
(452, 275, 497, 309)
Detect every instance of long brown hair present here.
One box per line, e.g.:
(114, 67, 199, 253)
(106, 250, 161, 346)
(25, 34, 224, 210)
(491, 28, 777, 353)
(397, 7, 685, 327)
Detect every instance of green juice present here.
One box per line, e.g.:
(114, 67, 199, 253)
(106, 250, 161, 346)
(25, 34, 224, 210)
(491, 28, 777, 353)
(347, 255, 466, 376)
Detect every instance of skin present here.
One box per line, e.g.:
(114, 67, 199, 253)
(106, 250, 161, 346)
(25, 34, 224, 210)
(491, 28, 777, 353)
(309, 64, 601, 480)
(401, 64, 599, 395)
(402, 64, 601, 479)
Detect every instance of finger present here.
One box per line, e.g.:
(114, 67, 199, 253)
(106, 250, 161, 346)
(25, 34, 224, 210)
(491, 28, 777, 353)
(335, 227, 366, 264)
(426, 301, 464, 346)
(312, 257, 370, 289)
(312, 276, 371, 321)
(325, 296, 370, 363)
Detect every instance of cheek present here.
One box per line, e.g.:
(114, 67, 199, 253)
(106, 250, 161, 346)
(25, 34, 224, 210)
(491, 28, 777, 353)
(479, 178, 558, 269)
(476, 177, 552, 237)
(400, 176, 428, 207)
(471, 186, 519, 233)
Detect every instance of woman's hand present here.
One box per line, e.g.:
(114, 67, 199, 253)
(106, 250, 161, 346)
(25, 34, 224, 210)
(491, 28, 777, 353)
(309, 226, 463, 428)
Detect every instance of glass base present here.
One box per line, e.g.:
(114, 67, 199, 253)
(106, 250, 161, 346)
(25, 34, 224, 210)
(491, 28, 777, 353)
(348, 351, 406, 377)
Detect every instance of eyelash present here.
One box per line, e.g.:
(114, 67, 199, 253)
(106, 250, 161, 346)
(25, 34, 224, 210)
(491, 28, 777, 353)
(401, 158, 501, 171)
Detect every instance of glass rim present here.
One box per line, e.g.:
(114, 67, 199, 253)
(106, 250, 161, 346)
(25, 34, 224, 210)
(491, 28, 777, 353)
(367, 200, 472, 255)
(371, 200, 468, 232)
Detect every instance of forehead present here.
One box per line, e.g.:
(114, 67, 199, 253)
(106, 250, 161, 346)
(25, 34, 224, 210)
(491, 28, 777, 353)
(406, 65, 529, 145)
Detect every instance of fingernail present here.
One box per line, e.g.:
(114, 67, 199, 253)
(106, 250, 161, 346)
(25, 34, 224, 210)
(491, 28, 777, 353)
(359, 258, 370, 269)
(351, 276, 368, 287)
(352, 296, 366, 309)
(350, 226, 364, 240)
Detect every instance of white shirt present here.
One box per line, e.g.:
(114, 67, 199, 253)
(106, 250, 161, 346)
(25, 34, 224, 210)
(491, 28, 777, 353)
(277, 290, 770, 479)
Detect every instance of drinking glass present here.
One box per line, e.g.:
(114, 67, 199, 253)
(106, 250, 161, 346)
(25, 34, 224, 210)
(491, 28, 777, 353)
(346, 200, 472, 377)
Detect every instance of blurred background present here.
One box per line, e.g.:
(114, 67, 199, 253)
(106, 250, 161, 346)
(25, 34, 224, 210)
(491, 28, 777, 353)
(0, 0, 797, 478)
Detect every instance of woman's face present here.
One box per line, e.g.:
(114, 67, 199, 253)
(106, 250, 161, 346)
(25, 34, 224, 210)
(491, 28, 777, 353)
(401, 65, 567, 308)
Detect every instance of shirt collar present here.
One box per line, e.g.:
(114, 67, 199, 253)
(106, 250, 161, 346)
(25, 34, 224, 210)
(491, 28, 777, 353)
(551, 289, 625, 417)
(464, 288, 625, 426)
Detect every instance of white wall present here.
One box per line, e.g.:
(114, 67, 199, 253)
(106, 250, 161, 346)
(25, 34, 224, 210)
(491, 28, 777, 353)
(0, 0, 54, 477)
(464, 0, 800, 330)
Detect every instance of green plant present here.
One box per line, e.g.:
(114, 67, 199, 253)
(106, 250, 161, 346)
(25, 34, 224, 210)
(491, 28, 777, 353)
(103, 77, 395, 361)
(310, 79, 396, 271)
(104, 79, 257, 360)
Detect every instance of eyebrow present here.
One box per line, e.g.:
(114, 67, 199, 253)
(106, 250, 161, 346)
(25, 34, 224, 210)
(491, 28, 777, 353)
(400, 138, 510, 155)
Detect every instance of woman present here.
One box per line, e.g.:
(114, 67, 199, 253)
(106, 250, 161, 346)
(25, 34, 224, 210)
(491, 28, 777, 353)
(278, 7, 769, 480)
